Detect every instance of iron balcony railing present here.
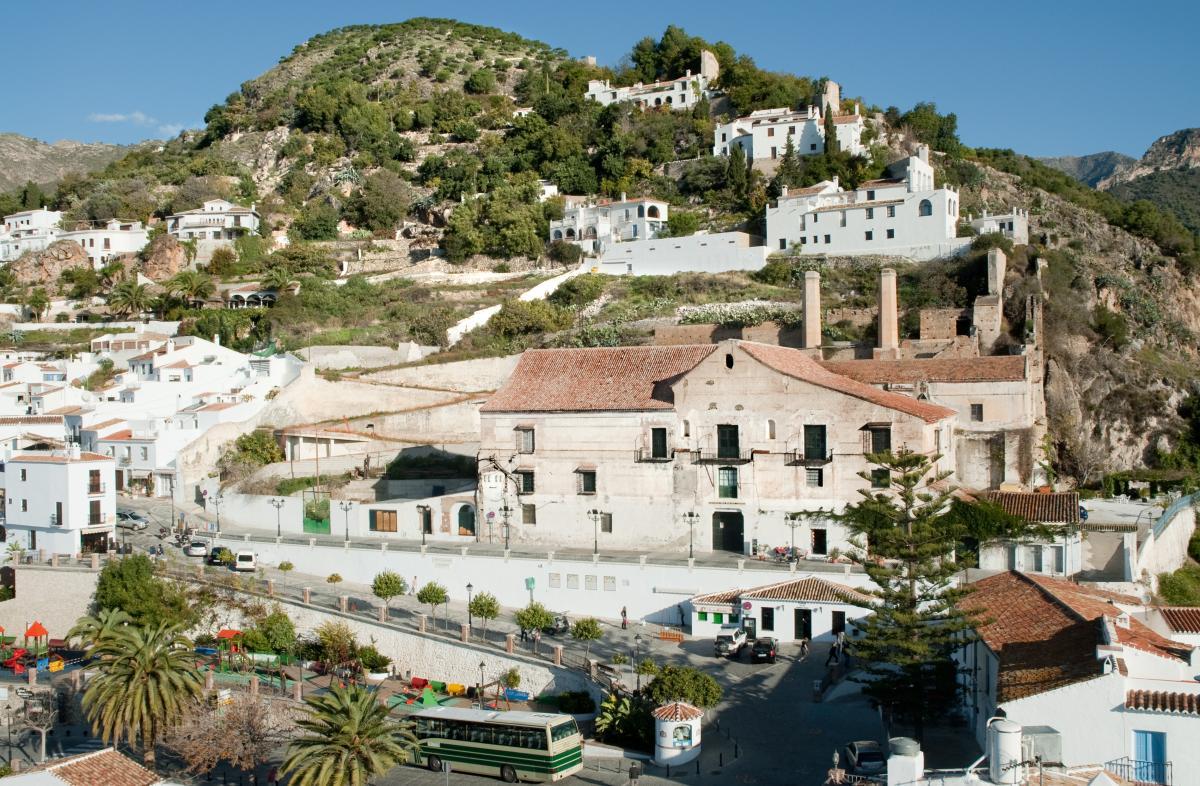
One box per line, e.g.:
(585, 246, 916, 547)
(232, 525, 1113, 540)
(634, 448, 674, 463)
(787, 450, 833, 467)
(692, 450, 753, 465)
(87, 483, 106, 494)
(1104, 756, 1171, 785)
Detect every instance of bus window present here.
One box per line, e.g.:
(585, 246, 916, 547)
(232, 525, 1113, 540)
(551, 719, 579, 742)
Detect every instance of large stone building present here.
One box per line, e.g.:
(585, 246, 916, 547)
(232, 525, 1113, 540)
(476, 340, 956, 558)
(584, 50, 719, 111)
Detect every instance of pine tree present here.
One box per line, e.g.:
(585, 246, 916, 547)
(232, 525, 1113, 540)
(837, 448, 976, 742)
(824, 110, 838, 155)
(775, 137, 804, 189)
(726, 144, 748, 197)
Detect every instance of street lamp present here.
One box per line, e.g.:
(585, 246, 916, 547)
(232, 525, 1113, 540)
(785, 513, 803, 561)
(588, 509, 601, 555)
(478, 661, 486, 708)
(338, 501, 353, 542)
(683, 511, 699, 559)
(500, 505, 512, 550)
(417, 505, 430, 546)
(634, 633, 644, 690)
(269, 498, 285, 538)
(467, 582, 474, 632)
(212, 494, 224, 535)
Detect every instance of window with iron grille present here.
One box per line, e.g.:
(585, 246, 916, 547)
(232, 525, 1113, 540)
(577, 470, 597, 494)
(515, 471, 535, 494)
(718, 467, 738, 498)
(867, 426, 891, 453)
(970, 403, 984, 422)
(806, 468, 823, 487)
(600, 513, 613, 533)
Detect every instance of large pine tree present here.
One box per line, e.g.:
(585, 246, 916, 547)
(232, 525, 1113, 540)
(838, 449, 976, 741)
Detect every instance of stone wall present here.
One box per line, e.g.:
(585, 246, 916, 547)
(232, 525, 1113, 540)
(362, 355, 520, 392)
(652, 322, 805, 348)
(920, 308, 968, 340)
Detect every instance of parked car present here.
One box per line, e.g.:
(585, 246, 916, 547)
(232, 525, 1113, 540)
(207, 547, 230, 566)
(232, 551, 257, 572)
(750, 637, 778, 664)
(116, 510, 149, 531)
(183, 541, 208, 557)
(714, 626, 748, 658)
(543, 613, 570, 636)
(844, 740, 886, 775)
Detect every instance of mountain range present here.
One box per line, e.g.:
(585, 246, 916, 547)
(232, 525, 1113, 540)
(0, 133, 134, 193)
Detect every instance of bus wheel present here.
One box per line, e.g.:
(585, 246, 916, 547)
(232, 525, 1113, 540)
(500, 764, 518, 783)
(427, 755, 442, 773)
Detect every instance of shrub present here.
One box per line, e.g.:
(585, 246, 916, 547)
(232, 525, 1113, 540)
(278, 561, 294, 573)
(341, 170, 412, 233)
(94, 554, 194, 629)
(547, 240, 581, 266)
(548, 274, 604, 308)
(357, 644, 392, 672)
(558, 691, 596, 714)
(326, 573, 343, 584)
(489, 300, 573, 339)
(465, 69, 497, 94)
(1158, 565, 1200, 605)
(663, 211, 700, 238)
(290, 201, 340, 241)
(644, 665, 722, 708)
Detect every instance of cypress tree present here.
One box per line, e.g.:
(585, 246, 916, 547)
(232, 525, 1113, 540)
(824, 109, 838, 155)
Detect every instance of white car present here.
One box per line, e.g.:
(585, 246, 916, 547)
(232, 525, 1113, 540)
(116, 511, 149, 531)
(183, 541, 208, 557)
(232, 551, 257, 572)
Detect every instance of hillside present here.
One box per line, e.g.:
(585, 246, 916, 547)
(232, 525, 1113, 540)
(1038, 150, 1135, 188)
(0, 133, 132, 192)
(1110, 169, 1200, 234)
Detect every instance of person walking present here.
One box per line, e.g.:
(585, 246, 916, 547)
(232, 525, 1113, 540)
(520, 627, 528, 643)
(621, 606, 628, 630)
(628, 761, 642, 785)
(799, 637, 810, 660)
(825, 641, 841, 667)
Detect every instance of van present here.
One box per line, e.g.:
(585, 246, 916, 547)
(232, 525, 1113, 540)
(232, 551, 257, 572)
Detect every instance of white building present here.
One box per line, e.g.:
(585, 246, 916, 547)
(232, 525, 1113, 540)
(549, 196, 669, 255)
(957, 571, 1200, 780)
(689, 575, 873, 642)
(58, 219, 149, 268)
(584, 50, 719, 111)
(166, 199, 260, 263)
(592, 231, 768, 276)
(713, 105, 866, 160)
(1, 447, 116, 554)
(969, 208, 1030, 246)
(765, 146, 969, 261)
(975, 491, 1083, 577)
(0, 208, 62, 262)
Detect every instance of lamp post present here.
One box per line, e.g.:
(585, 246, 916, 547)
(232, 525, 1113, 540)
(634, 633, 644, 690)
(338, 501, 353, 542)
(478, 661, 486, 708)
(683, 511, 699, 559)
(500, 505, 512, 550)
(417, 505, 429, 546)
(785, 513, 803, 561)
(588, 509, 601, 555)
(467, 582, 474, 632)
(269, 498, 285, 538)
(211, 494, 223, 535)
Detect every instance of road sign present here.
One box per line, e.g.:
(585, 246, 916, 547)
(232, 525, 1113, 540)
(525, 577, 535, 590)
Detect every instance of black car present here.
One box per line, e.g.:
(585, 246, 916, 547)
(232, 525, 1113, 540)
(750, 637, 778, 664)
(542, 613, 570, 636)
(207, 547, 229, 566)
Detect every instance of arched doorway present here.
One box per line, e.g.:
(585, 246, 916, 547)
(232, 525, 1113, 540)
(711, 512, 744, 553)
(457, 505, 476, 536)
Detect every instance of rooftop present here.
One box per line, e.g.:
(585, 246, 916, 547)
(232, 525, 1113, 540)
(1125, 689, 1200, 716)
(821, 355, 1027, 385)
(979, 491, 1081, 524)
(8, 747, 164, 786)
(9, 451, 114, 464)
(692, 576, 874, 607)
(1160, 607, 1200, 634)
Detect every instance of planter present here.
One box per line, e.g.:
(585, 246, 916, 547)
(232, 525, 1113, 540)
(366, 671, 390, 682)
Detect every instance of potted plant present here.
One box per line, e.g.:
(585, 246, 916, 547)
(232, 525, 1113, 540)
(358, 644, 392, 681)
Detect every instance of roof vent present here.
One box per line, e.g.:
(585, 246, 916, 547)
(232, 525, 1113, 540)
(1116, 612, 1131, 629)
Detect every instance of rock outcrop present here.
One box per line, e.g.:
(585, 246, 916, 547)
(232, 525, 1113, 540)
(8, 240, 91, 285)
(140, 233, 188, 281)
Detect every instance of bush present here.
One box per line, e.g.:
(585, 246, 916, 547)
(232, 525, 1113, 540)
(644, 664, 722, 708)
(94, 554, 194, 629)
(547, 240, 582, 266)
(342, 170, 412, 233)
(291, 201, 340, 241)
(326, 573, 343, 584)
(1158, 565, 1200, 605)
(489, 300, 573, 339)
(558, 691, 596, 714)
(548, 274, 604, 308)
(358, 644, 392, 672)
(663, 211, 700, 238)
(207, 246, 238, 276)
(465, 69, 497, 95)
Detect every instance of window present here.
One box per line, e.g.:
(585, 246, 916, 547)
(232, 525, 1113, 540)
(813, 213, 818, 223)
(1051, 545, 1065, 574)
(89, 500, 101, 525)
(21, 499, 27, 512)
(683, 420, 691, 438)
(868, 426, 892, 453)
(766, 420, 776, 440)
(870, 469, 890, 488)
(806, 468, 823, 487)
(515, 471, 535, 494)
(1025, 544, 1043, 573)
(811, 528, 827, 555)
(140, 447, 148, 461)
(419, 507, 433, 534)
(600, 513, 613, 533)
(712, 612, 724, 624)
(718, 467, 738, 498)
(803, 425, 827, 460)
(919, 199, 933, 217)
(767, 127, 775, 137)
(887, 205, 896, 218)
(865, 231, 873, 241)
(516, 428, 535, 454)
(866, 190, 876, 200)
(577, 470, 597, 494)
(19, 469, 26, 481)
(762, 607, 775, 631)
(779, 238, 787, 250)
(1132, 730, 1166, 784)
(651, 427, 669, 459)
(970, 404, 984, 422)
(698, 611, 708, 622)
(522, 503, 537, 525)
(839, 211, 847, 227)
(717, 425, 740, 458)
(865, 208, 874, 220)
(370, 510, 398, 532)
(809, 143, 817, 151)
(725, 353, 734, 369)
(886, 228, 895, 239)
(824, 234, 831, 244)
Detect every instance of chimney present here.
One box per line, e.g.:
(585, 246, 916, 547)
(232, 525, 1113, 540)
(620, 192, 627, 203)
(886, 738, 924, 786)
(917, 143, 930, 163)
(877, 268, 899, 357)
(987, 247, 1007, 297)
(803, 271, 822, 349)
(780, 185, 788, 197)
(213, 334, 221, 347)
(69, 444, 81, 460)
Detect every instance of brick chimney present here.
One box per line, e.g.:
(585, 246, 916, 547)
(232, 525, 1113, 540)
(803, 271, 821, 349)
(876, 268, 899, 359)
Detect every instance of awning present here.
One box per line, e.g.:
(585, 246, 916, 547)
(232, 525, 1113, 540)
(80, 524, 114, 535)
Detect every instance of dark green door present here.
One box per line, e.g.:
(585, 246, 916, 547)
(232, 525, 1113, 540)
(711, 512, 744, 553)
(717, 425, 739, 458)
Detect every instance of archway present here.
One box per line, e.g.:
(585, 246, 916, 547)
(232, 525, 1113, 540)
(918, 199, 933, 217)
(553, 230, 563, 240)
(584, 226, 597, 239)
(565, 228, 576, 239)
(647, 205, 661, 219)
(457, 505, 476, 536)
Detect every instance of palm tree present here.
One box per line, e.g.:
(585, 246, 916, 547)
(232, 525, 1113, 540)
(24, 288, 49, 322)
(282, 683, 419, 786)
(67, 608, 132, 654)
(261, 265, 295, 292)
(81, 620, 203, 765)
(166, 270, 216, 304)
(107, 280, 153, 317)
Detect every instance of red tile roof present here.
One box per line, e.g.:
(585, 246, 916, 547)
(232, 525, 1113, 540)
(1126, 689, 1200, 715)
(9, 451, 113, 464)
(0, 416, 62, 425)
(979, 491, 1080, 524)
(33, 747, 162, 785)
(831, 115, 863, 125)
(481, 345, 716, 412)
(1161, 607, 1200, 634)
(820, 356, 1028, 385)
(741, 576, 874, 605)
(739, 342, 955, 423)
(651, 702, 704, 721)
(961, 572, 1190, 702)
(691, 587, 743, 605)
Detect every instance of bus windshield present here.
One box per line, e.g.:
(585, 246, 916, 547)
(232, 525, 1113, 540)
(550, 718, 579, 742)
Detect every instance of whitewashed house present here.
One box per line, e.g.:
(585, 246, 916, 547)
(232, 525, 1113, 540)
(969, 208, 1030, 245)
(690, 576, 873, 642)
(0, 208, 62, 262)
(166, 199, 260, 242)
(765, 146, 969, 261)
(1, 447, 116, 554)
(584, 50, 719, 111)
(974, 491, 1083, 576)
(476, 339, 956, 556)
(58, 219, 149, 268)
(957, 571, 1200, 781)
(549, 195, 669, 255)
(713, 105, 866, 160)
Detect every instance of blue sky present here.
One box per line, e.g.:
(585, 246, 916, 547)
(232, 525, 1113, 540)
(1, 0, 1195, 157)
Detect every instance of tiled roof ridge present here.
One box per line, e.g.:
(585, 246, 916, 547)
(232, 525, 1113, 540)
(740, 575, 875, 605)
(1125, 689, 1200, 715)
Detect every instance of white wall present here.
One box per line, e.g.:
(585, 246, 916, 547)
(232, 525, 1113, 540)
(593, 232, 769, 276)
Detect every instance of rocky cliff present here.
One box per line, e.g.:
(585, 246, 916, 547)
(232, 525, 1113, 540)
(140, 233, 188, 281)
(8, 240, 92, 285)
(0, 133, 132, 192)
(1039, 151, 1136, 188)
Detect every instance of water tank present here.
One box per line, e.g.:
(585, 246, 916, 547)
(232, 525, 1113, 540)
(988, 718, 1023, 785)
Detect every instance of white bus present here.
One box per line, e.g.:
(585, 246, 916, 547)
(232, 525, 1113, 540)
(411, 706, 584, 782)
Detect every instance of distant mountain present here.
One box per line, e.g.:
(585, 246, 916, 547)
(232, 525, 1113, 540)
(1037, 151, 1136, 188)
(1110, 169, 1200, 234)
(0, 133, 133, 192)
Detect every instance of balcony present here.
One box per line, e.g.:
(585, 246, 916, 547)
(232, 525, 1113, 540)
(788, 450, 833, 467)
(87, 483, 106, 495)
(693, 450, 753, 465)
(88, 513, 113, 527)
(1104, 757, 1171, 785)
(119, 456, 132, 466)
(635, 448, 674, 463)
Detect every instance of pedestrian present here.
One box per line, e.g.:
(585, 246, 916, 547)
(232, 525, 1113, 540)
(621, 606, 628, 630)
(825, 642, 841, 667)
(628, 761, 642, 785)
(677, 603, 685, 628)
(268, 766, 278, 786)
(411, 576, 418, 595)
(836, 630, 846, 649)
(533, 629, 541, 650)
(520, 627, 528, 643)
(799, 638, 810, 660)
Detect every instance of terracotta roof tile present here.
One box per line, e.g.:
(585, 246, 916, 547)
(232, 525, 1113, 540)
(651, 702, 704, 721)
(820, 356, 1028, 385)
(741, 576, 874, 605)
(1161, 607, 1200, 634)
(979, 491, 1080, 523)
(10, 451, 113, 464)
(1126, 689, 1200, 715)
(481, 345, 716, 413)
(831, 115, 863, 125)
(739, 342, 955, 423)
(34, 747, 162, 785)
(690, 587, 743, 605)
(0, 416, 62, 425)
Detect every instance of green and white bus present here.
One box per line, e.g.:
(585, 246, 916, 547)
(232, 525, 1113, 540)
(411, 706, 584, 782)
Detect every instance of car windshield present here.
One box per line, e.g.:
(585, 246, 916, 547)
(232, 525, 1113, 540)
(858, 750, 884, 762)
(190, 542, 205, 547)
(716, 635, 733, 643)
(237, 555, 252, 562)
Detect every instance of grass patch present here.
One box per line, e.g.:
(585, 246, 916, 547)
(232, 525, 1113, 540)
(1157, 564, 1200, 605)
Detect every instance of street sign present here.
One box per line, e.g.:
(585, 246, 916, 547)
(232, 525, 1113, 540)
(742, 601, 752, 610)
(525, 577, 535, 590)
